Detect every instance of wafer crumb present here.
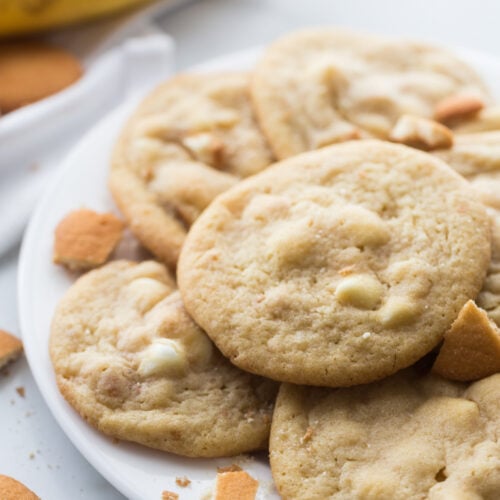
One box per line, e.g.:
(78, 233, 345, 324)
(16, 386, 25, 398)
(175, 476, 191, 487)
(161, 491, 178, 500)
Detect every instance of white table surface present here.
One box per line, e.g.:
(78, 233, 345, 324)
(3, 1, 500, 498)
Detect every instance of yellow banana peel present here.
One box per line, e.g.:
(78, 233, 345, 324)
(0, 0, 154, 37)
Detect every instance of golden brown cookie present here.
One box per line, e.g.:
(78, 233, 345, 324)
(0, 41, 82, 113)
(50, 260, 277, 457)
(110, 73, 273, 269)
(433, 132, 500, 325)
(270, 370, 500, 500)
(252, 28, 490, 159)
(178, 140, 491, 387)
(53, 209, 124, 271)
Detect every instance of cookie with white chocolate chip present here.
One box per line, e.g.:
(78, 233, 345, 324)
(178, 140, 491, 387)
(109, 73, 274, 269)
(270, 369, 500, 499)
(49, 260, 277, 457)
(251, 28, 490, 159)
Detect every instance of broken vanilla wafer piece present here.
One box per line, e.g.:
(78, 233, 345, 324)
(215, 470, 258, 500)
(389, 115, 453, 151)
(0, 329, 23, 370)
(53, 209, 124, 271)
(432, 300, 500, 381)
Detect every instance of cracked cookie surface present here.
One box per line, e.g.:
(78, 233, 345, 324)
(178, 140, 491, 387)
(270, 370, 500, 500)
(50, 260, 277, 457)
(252, 28, 490, 159)
(110, 73, 273, 268)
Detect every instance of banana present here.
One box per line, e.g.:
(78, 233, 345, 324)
(0, 0, 153, 36)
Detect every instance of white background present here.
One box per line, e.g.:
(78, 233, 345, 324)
(2, 1, 500, 498)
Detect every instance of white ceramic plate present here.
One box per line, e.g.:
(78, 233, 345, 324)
(18, 45, 500, 500)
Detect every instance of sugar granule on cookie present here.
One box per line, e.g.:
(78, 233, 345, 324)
(0, 474, 39, 500)
(215, 470, 258, 500)
(53, 209, 124, 271)
(0, 329, 23, 370)
(432, 300, 500, 381)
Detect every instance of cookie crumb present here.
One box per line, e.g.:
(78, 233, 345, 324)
(161, 491, 178, 500)
(175, 476, 191, 487)
(215, 470, 258, 500)
(217, 464, 242, 473)
(29, 452, 35, 460)
(16, 386, 25, 398)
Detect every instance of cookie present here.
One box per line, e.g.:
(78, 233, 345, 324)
(432, 133, 500, 325)
(0, 474, 39, 500)
(251, 28, 490, 159)
(270, 370, 500, 500)
(50, 260, 277, 457)
(0, 41, 82, 114)
(453, 105, 500, 133)
(0, 329, 23, 370)
(178, 140, 491, 387)
(432, 300, 500, 381)
(53, 209, 124, 271)
(109, 73, 274, 269)
(434, 131, 500, 179)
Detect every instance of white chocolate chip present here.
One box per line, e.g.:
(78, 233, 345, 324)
(335, 274, 384, 309)
(378, 296, 421, 327)
(138, 338, 187, 377)
(122, 277, 171, 313)
(331, 205, 391, 247)
(362, 332, 372, 339)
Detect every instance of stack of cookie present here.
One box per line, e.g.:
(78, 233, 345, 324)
(50, 28, 500, 499)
